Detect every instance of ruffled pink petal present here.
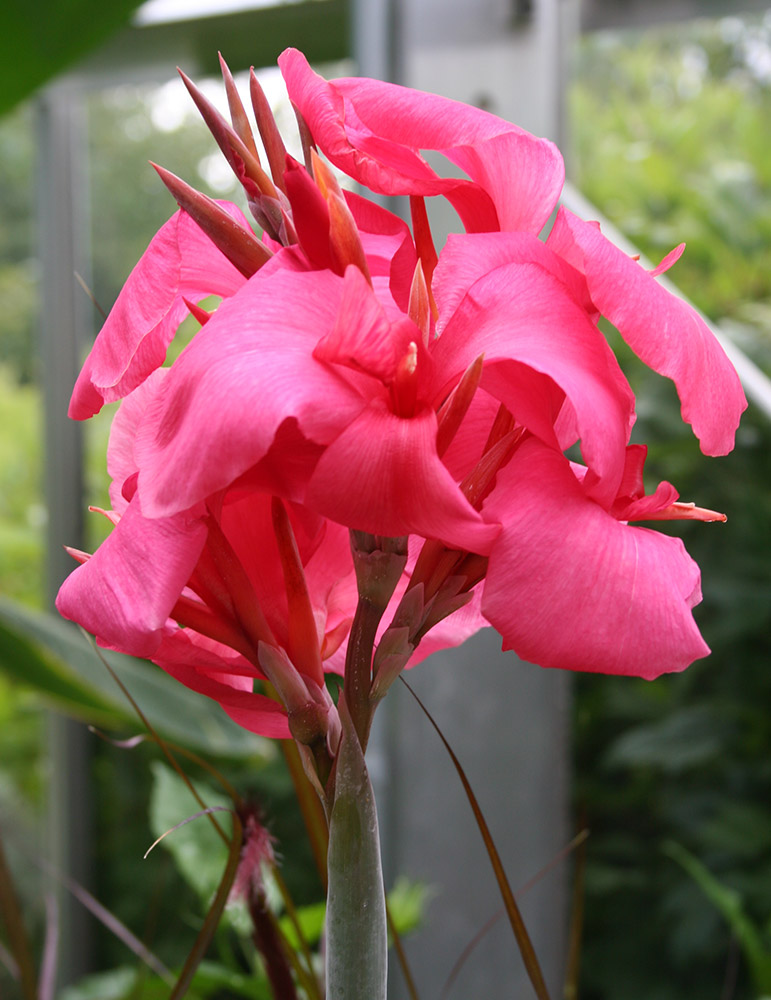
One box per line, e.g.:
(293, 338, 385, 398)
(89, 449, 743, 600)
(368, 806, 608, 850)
(434, 232, 596, 334)
(430, 255, 635, 506)
(481, 438, 709, 678)
(306, 400, 501, 554)
(607, 444, 679, 521)
(107, 369, 169, 513)
(134, 268, 367, 518)
(69, 204, 251, 419)
(279, 49, 564, 235)
(547, 207, 747, 455)
(56, 497, 207, 659)
(313, 265, 412, 382)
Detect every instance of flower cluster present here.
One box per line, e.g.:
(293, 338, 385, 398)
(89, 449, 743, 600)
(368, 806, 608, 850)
(57, 50, 746, 746)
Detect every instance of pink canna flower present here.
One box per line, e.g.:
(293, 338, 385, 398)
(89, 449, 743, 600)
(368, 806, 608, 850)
(58, 48, 749, 730)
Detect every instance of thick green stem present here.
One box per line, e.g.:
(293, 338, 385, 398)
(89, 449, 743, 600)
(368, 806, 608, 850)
(326, 699, 387, 1000)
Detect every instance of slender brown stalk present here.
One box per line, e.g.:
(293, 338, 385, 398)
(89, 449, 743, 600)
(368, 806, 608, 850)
(343, 596, 383, 752)
(386, 899, 421, 1000)
(248, 886, 299, 1000)
(0, 829, 37, 1000)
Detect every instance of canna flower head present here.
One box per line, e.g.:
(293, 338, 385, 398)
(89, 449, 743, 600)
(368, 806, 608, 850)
(58, 49, 747, 746)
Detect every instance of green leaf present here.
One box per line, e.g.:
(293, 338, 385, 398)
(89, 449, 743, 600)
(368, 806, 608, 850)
(279, 900, 326, 951)
(385, 877, 431, 938)
(0, 596, 269, 757)
(0, 2, 146, 117)
(59, 961, 273, 1000)
(148, 761, 234, 904)
(59, 966, 140, 1000)
(604, 705, 731, 773)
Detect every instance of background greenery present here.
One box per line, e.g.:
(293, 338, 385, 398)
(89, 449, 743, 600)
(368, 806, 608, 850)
(0, 10, 769, 1000)
(570, 16, 771, 1000)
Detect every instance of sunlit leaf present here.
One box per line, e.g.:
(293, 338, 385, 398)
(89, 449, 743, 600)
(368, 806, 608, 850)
(0, 2, 146, 117)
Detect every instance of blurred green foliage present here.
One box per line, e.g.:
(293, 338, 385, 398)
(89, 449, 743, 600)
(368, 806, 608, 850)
(571, 15, 771, 332)
(570, 16, 771, 1000)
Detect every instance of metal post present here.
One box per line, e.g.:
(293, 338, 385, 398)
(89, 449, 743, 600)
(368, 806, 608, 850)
(351, 0, 575, 995)
(36, 79, 93, 988)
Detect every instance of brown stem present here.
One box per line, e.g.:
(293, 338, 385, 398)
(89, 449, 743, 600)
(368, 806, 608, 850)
(248, 886, 300, 1000)
(343, 596, 383, 753)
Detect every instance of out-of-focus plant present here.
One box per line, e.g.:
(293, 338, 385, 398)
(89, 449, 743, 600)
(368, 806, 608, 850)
(571, 16, 771, 1000)
(665, 840, 771, 998)
(571, 16, 771, 332)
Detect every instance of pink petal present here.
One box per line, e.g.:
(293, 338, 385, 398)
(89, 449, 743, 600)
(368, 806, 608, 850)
(279, 49, 564, 235)
(56, 497, 207, 659)
(547, 207, 747, 455)
(430, 254, 635, 506)
(481, 438, 709, 678)
(69, 204, 251, 418)
(134, 268, 366, 518)
(434, 232, 596, 334)
(153, 634, 290, 738)
(306, 400, 501, 554)
(607, 444, 679, 521)
(314, 265, 420, 383)
(107, 369, 168, 513)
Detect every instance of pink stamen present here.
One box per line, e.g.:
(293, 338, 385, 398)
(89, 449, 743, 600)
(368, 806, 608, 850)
(435, 354, 485, 458)
(409, 195, 439, 320)
(391, 343, 419, 418)
(408, 260, 431, 347)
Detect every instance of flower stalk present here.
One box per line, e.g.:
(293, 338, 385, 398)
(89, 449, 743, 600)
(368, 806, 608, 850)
(325, 698, 387, 1000)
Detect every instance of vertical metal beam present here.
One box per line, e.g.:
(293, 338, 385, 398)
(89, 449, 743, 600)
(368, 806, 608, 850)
(36, 80, 93, 988)
(352, 1, 574, 996)
(351, 0, 403, 83)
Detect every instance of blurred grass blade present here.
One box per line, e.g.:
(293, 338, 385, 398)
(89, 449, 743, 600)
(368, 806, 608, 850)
(563, 825, 588, 1000)
(664, 840, 771, 993)
(35, 855, 172, 983)
(170, 812, 243, 1000)
(272, 866, 323, 1000)
(400, 677, 551, 1000)
(441, 831, 589, 1000)
(386, 900, 421, 1000)
(281, 739, 329, 889)
(38, 894, 59, 1000)
(0, 828, 37, 1000)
